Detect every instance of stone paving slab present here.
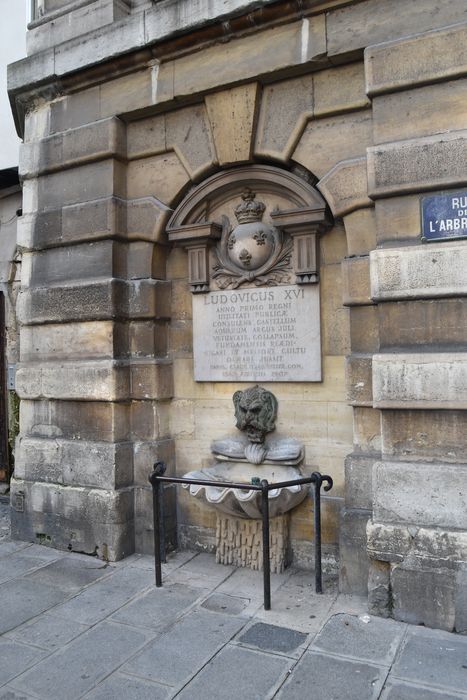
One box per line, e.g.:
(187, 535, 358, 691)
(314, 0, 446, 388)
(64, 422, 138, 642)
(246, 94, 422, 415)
(276, 650, 388, 700)
(0, 579, 70, 634)
(1, 505, 467, 700)
(24, 556, 110, 592)
(176, 643, 293, 700)
(381, 680, 467, 699)
(122, 608, 245, 687)
(0, 552, 62, 585)
(111, 582, 206, 631)
(310, 612, 407, 665)
(47, 564, 153, 625)
(6, 613, 90, 651)
(390, 626, 467, 693)
(0, 687, 37, 699)
(82, 673, 171, 700)
(10, 621, 154, 700)
(0, 640, 47, 687)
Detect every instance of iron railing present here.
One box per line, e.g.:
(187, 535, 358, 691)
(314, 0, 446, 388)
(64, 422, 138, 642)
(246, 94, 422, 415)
(149, 461, 333, 610)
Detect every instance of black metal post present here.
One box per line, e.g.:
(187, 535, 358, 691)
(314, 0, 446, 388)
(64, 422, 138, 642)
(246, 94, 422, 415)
(148, 461, 166, 587)
(311, 471, 323, 594)
(261, 479, 271, 611)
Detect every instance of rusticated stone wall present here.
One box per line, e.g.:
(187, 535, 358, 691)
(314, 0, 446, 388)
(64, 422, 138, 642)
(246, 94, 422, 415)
(7, 0, 467, 630)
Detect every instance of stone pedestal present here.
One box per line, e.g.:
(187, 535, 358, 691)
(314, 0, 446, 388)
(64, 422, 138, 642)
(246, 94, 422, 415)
(215, 513, 289, 573)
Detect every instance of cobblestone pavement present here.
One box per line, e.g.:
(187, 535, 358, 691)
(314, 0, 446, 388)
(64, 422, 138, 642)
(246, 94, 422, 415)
(0, 501, 466, 699)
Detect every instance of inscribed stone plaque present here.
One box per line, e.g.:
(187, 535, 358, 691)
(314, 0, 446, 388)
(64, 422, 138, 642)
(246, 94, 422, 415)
(193, 285, 321, 382)
(421, 191, 467, 241)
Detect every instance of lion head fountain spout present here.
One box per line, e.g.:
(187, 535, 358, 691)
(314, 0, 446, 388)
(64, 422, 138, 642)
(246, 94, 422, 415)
(183, 386, 308, 520)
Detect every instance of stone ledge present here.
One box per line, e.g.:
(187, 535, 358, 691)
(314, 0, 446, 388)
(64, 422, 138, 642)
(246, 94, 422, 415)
(367, 130, 467, 198)
(365, 20, 467, 97)
(373, 352, 467, 409)
(370, 242, 467, 302)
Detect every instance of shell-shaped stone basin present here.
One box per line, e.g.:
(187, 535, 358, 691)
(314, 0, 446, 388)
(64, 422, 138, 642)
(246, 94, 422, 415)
(182, 461, 308, 519)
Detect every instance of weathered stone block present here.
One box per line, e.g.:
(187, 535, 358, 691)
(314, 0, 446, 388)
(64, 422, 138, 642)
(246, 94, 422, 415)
(33, 159, 125, 210)
(391, 562, 456, 631)
(328, 0, 467, 60)
(318, 158, 371, 217)
(346, 354, 373, 406)
(373, 79, 467, 146)
(17, 280, 127, 325)
(365, 19, 467, 96)
(15, 437, 133, 489)
(320, 264, 350, 356)
(19, 118, 126, 179)
(344, 454, 375, 510)
(370, 243, 467, 302)
(367, 521, 467, 565)
(127, 152, 189, 206)
(374, 195, 421, 247)
(352, 407, 382, 455)
(339, 507, 371, 595)
(343, 208, 377, 257)
(373, 352, 467, 409)
(49, 86, 101, 135)
(27, 0, 131, 55)
(368, 131, 467, 198)
(130, 359, 173, 400)
(126, 197, 171, 243)
(133, 437, 175, 486)
(53, 13, 145, 76)
(350, 305, 379, 353)
(205, 84, 259, 166)
(314, 62, 369, 117)
(22, 241, 125, 288)
(254, 74, 313, 161)
(16, 360, 130, 401)
(368, 560, 391, 618)
(373, 460, 467, 529)
(293, 111, 373, 180)
(10, 478, 134, 561)
(381, 409, 467, 464)
(20, 321, 116, 362)
(159, 19, 327, 104)
(379, 299, 467, 351)
(20, 399, 130, 442)
(342, 256, 372, 306)
(130, 400, 171, 442)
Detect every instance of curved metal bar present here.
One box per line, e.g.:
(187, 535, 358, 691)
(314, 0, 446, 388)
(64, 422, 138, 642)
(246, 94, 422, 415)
(148, 462, 334, 604)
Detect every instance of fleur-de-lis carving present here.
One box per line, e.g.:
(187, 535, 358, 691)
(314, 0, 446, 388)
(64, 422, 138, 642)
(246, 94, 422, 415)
(227, 233, 236, 250)
(253, 230, 267, 246)
(239, 248, 252, 267)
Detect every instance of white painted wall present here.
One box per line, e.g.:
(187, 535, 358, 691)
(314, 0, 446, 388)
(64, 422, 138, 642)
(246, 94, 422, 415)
(0, 1, 28, 168)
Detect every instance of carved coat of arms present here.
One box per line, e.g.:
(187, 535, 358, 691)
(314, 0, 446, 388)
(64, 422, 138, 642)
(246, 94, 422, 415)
(212, 188, 292, 289)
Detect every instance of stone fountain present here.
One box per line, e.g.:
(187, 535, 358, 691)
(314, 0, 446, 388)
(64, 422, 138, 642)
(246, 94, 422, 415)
(183, 386, 308, 572)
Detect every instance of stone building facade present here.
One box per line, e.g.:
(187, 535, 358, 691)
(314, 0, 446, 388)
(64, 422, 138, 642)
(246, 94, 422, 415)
(7, 0, 467, 630)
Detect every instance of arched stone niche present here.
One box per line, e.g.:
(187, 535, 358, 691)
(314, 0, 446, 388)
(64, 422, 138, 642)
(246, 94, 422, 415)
(167, 164, 331, 384)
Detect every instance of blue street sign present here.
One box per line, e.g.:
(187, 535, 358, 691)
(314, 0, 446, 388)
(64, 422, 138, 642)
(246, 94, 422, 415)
(422, 191, 467, 242)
